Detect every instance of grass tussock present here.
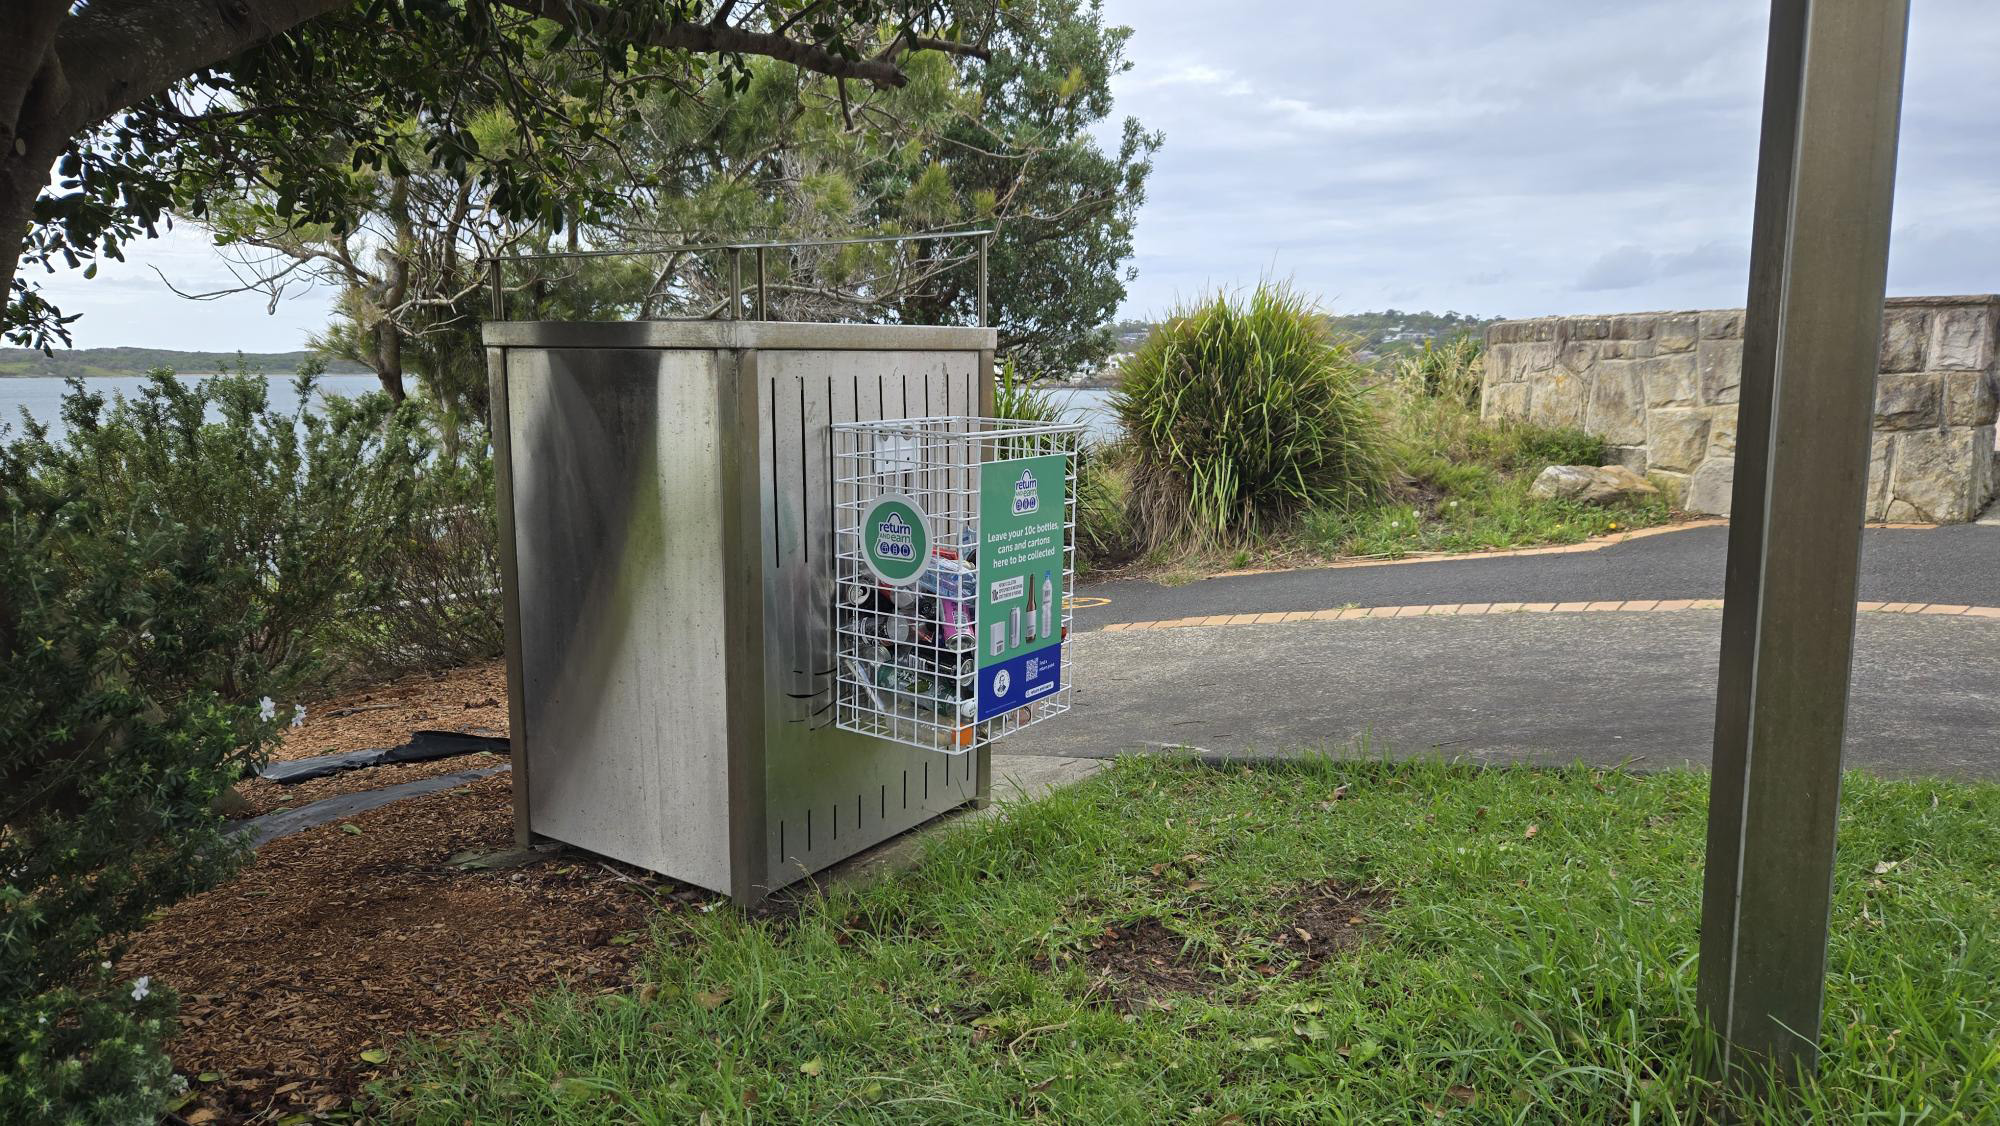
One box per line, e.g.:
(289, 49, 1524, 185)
(383, 755, 2000, 1123)
(1113, 285, 1387, 553)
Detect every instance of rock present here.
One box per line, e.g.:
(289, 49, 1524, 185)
(1944, 370, 1997, 427)
(1605, 445, 1649, 474)
(1873, 372, 1940, 430)
(1865, 434, 1894, 521)
(1639, 352, 1699, 409)
(1656, 315, 1699, 354)
(1646, 409, 1712, 473)
(1929, 306, 1994, 370)
(1529, 464, 1659, 506)
(1889, 428, 1985, 522)
(1697, 338, 1743, 404)
(1685, 458, 1736, 515)
(1699, 310, 1744, 340)
(1585, 362, 1647, 444)
(1481, 380, 1529, 422)
(1577, 464, 1660, 505)
(1706, 408, 1739, 458)
(1529, 464, 1598, 501)
(1878, 309, 1930, 373)
(1525, 370, 1585, 429)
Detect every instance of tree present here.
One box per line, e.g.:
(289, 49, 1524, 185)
(1, 0, 987, 350)
(597, 0, 1156, 374)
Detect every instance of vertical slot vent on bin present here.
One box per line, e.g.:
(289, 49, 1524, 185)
(799, 377, 810, 564)
(902, 770, 909, 810)
(767, 378, 780, 570)
(832, 803, 839, 840)
(805, 808, 813, 852)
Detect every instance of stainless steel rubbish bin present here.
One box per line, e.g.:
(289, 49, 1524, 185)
(484, 319, 996, 900)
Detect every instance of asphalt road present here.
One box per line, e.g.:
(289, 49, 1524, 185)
(1070, 524, 2000, 630)
(998, 609, 2000, 779)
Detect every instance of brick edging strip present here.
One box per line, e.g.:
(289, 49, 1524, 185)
(1099, 601, 2000, 632)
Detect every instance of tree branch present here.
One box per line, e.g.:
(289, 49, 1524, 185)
(502, 0, 917, 87)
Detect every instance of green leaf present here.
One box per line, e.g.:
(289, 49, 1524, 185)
(359, 1048, 389, 1064)
(340, 823, 363, 835)
(798, 1058, 824, 1077)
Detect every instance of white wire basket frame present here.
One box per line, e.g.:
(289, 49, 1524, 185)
(832, 416, 1083, 754)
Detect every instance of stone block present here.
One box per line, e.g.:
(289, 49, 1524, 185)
(1684, 457, 1734, 516)
(1865, 434, 1893, 521)
(1559, 340, 1604, 375)
(1697, 338, 1743, 404)
(1888, 428, 1984, 522)
(1656, 315, 1699, 354)
(1486, 320, 1535, 345)
(1647, 408, 1712, 472)
(1648, 469, 1689, 505)
(1945, 370, 1997, 426)
(1482, 380, 1530, 422)
(1601, 340, 1655, 360)
(1605, 445, 1648, 474)
(1929, 305, 1995, 370)
(1563, 316, 1611, 341)
(1639, 352, 1699, 408)
(1585, 362, 1647, 445)
(1610, 315, 1657, 341)
(1873, 371, 1940, 430)
(1525, 370, 1585, 429)
(1517, 341, 1560, 374)
(1699, 310, 1744, 340)
(1706, 406, 1739, 457)
(1877, 308, 1929, 373)
(1484, 346, 1519, 386)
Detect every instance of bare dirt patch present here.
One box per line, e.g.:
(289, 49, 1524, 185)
(1074, 881, 1389, 1011)
(125, 774, 704, 1124)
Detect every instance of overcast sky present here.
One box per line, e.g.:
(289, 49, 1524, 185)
(29, 0, 2000, 350)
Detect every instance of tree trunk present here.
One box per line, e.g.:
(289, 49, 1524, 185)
(373, 321, 406, 403)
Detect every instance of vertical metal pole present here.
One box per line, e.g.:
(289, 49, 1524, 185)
(756, 246, 769, 321)
(729, 248, 743, 321)
(977, 235, 990, 328)
(1699, 0, 1909, 1087)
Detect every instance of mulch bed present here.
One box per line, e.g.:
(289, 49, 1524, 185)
(228, 661, 510, 820)
(123, 662, 714, 1125)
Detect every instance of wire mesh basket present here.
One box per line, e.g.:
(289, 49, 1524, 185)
(832, 416, 1083, 754)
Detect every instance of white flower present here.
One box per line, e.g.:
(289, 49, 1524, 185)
(259, 696, 277, 721)
(100, 960, 112, 972)
(130, 976, 151, 1002)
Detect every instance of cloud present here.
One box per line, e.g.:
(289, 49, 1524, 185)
(1099, 0, 1999, 321)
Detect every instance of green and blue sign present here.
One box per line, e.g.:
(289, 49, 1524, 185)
(861, 494, 930, 586)
(977, 454, 1067, 720)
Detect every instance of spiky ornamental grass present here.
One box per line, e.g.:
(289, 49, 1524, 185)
(1112, 285, 1386, 552)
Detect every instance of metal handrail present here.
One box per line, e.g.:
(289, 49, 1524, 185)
(485, 229, 994, 327)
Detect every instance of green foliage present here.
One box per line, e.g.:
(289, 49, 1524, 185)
(1391, 333, 1484, 407)
(0, 410, 282, 1121)
(1113, 285, 1387, 551)
(385, 755, 2000, 1122)
(607, 0, 1158, 375)
(16, 369, 428, 696)
(11, 1, 976, 349)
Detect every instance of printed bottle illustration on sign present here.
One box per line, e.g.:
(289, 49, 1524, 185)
(976, 457, 1067, 722)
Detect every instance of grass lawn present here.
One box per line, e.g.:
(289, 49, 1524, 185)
(384, 757, 1999, 1123)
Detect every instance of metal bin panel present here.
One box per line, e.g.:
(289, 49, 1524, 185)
(755, 348, 985, 890)
(505, 346, 735, 892)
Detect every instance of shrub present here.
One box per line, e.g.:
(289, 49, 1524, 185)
(1392, 333, 1484, 407)
(1113, 285, 1385, 549)
(1, 433, 279, 1122)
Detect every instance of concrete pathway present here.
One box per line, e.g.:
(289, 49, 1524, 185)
(1070, 523, 2000, 630)
(1004, 606, 2000, 780)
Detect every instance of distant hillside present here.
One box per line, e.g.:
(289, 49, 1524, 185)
(1102, 309, 1499, 374)
(0, 347, 371, 379)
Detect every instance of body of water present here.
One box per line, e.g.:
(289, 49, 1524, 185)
(1, 375, 1119, 447)
(0, 374, 385, 444)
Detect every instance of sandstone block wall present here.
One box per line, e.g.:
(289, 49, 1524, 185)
(1482, 295, 1999, 521)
